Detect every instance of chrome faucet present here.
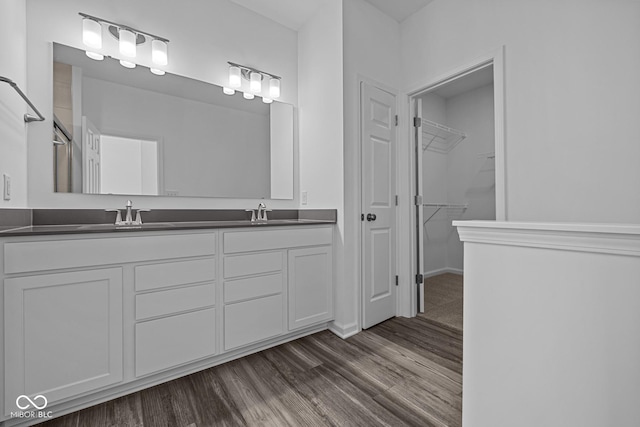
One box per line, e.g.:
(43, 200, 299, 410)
(106, 200, 150, 226)
(257, 203, 267, 221)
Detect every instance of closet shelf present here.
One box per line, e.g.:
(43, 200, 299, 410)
(421, 119, 466, 153)
(423, 203, 468, 223)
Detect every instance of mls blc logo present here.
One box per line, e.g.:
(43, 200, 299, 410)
(11, 394, 52, 419)
(16, 394, 47, 410)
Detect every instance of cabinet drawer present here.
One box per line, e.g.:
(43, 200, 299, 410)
(224, 295, 283, 350)
(135, 308, 216, 377)
(5, 233, 216, 274)
(224, 273, 282, 304)
(224, 252, 282, 279)
(223, 227, 332, 254)
(135, 258, 215, 292)
(136, 283, 215, 320)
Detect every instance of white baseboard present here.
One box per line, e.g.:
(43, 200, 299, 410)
(424, 267, 463, 278)
(329, 321, 359, 339)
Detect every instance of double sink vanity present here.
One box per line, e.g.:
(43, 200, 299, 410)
(0, 207, 335, 425)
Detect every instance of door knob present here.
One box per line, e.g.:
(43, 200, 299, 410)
(366, 213, 377, 221)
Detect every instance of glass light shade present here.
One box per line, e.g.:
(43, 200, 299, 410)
(82, 18, 102, 49)
(150, 68, 165, 76)
(250, 71, 261, 93)
(119, 60, 136, 69)
(269, 78, 280, 98)
(262, 97, 273, 104)
(223, 87, 235, 95)
(151, 39, 168, 66)
(243, 92, 254, 100)
(119, 28, 137, 58)
(229, 66, 241, 88)
(85, 51, 104, 61)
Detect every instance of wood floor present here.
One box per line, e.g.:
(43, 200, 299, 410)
(419, 273, 463, 332)
(38, 316, 462, 427)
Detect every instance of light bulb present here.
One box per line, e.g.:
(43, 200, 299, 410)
(82, 18, 102, 49)
(223, 87, 235, 95)
(85, 51, 104, 61)
(269, 78, 280, 98)
(262, 97, 273, 104)
(229, 66, 241, 88)
(250, 71, 261, 93)
(151, 39, 168, 66)
(150, 68, 165, 76)
(120, 60, 136, 69)
(119, 28, 136, 58)
(243, 92, 254, 100)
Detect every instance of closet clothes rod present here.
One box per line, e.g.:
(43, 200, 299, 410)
(0, 75, 45, 123)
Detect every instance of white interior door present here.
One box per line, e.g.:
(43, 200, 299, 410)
(415, 99, 425, 313)
(361, 81, 397, 329)
(82, 116, 101, 194)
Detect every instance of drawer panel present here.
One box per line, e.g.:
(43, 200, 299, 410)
(224, 273, 282, 304)
(135, 308, 216, 377)
(224, 252, 282, 279)
(223, 226, 332, 254)
(224, 295, 283, 350)
(135, 258, 215, 292)
(5, 233, 216, 274)
(136, 283, 215, 320)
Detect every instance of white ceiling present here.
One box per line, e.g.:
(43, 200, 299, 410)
(228, 0, 324, 30)
(228, 0, 435, 30)
(362, 0, 435, 22)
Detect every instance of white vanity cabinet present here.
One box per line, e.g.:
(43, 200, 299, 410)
(1, 224, 333, 424)
(222, 225, 334, 347)
(4, 268, 123, 416)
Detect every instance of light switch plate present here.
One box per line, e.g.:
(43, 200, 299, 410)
(301, 191, 308, 205)
(3, 174, 10, 201)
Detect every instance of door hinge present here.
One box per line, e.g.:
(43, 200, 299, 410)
(413, 117, 421, 127)
(416, 273, 424, 284)
(395, 275, 399, 286)
(414, 195, 423, 206)
(395, 115, 398, 126)
(395, 195, 398, 206)
(361, 214, 364, 221)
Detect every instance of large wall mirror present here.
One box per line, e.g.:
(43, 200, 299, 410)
(52, 43, 294, 199)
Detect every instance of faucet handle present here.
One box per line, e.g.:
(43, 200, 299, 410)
(106, 209, 123, 225)
(263, 209, 272, 221)
(134, 209, 150, 225)
(245, 209, 257, 222)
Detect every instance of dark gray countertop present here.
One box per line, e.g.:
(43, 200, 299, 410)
(0, 209, 336, 237)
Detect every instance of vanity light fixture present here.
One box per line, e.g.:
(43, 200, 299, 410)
(223, 87, 235, 95)
(262, 97, 273, 104)
(79, 12, 170, 74)
(226, 62, 281, 99)
(243, 92, 255, 100)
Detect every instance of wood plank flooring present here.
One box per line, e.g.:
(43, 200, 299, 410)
(37, 317, 462, 427)
(419, 273, 463, 332)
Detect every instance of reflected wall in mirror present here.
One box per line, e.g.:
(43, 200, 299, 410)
(52, 43, 294, 199)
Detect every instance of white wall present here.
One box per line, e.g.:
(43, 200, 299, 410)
(82, 77, 270, 198)
(298, 0, 346, 332)
(456, 222, 640, 427)
(25, 0, 299, 209)
(402, 0, 640, 224)
(342, 0, 400, 333)
(0, 0, 28, 207)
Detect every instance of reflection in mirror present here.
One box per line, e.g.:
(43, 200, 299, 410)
(52, 42, 294, 199)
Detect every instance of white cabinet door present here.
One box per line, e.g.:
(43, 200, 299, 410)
(4, 268, 123, 415)
(288, 246, 333, 330)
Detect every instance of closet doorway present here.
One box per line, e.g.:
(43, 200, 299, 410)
(409, 52, 505, 331)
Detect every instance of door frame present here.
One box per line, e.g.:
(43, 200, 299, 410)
(401, 46, 507, 317)
(357, 74, 400, 330)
